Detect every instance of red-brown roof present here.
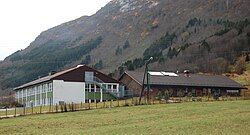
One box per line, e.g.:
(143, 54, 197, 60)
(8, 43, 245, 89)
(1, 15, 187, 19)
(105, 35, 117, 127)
(14, 65, 118, 90)
(120, 71, 246, 89)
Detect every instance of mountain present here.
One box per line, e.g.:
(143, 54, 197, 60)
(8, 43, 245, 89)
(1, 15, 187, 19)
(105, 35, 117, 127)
(0, 0, 250, 91)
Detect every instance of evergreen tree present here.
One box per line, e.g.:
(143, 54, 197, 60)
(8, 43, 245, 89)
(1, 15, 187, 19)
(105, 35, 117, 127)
(81, 55, 91, 65)
(200, 40, 211, 52)
(132, 58, 144, 69)
(167, 47, 177, 59)
(115, 46, 122, 55)
(124, 60, 134, 71)
(93, 60, 103, 70)
(123, 40, 130, 49)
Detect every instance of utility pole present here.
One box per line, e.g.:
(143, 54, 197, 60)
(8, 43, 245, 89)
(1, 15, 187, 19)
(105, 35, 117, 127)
(139, 57, 153, 105)
(146, 65, 150, 104)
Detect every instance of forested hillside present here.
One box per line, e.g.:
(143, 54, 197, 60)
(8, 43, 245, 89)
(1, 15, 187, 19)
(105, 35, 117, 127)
(118, 18, 250, 74)
(0, 0, 249, 92)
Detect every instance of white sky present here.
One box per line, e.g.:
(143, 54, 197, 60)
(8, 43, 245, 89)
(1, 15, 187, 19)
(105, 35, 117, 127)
(0, 0, 111, 60)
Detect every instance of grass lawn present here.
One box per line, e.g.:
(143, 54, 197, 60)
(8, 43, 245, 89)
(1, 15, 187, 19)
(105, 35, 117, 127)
(0, 100, 249, 135)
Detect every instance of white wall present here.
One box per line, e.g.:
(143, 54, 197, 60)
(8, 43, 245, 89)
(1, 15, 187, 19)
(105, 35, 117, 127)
(53, 80, 85, 104)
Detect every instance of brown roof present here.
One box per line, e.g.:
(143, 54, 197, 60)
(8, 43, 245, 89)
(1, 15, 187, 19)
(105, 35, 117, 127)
(121, 71, 246, 89)
(14, 65, 118, 90)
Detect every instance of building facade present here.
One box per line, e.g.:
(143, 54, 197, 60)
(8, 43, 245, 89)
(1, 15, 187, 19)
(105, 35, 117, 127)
(119, 71, 246, 98)
(15, 65, 122, 107)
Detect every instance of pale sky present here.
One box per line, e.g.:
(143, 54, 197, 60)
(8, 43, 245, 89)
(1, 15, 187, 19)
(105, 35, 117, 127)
(0, 0, 111, 60)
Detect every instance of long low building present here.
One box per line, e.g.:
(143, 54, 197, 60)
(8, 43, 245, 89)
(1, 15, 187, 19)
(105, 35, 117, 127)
(119, 71, 246, 98)
(14, 65, 123, 107)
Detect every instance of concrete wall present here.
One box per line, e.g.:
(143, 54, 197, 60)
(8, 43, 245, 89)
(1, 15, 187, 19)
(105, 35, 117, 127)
(16, 80, 120, 106)
(53, 80, 85, 104)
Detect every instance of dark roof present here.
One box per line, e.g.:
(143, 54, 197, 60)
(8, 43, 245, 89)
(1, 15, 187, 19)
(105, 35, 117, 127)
(121, 71, 246, 89)
(14, 65, 118, 90)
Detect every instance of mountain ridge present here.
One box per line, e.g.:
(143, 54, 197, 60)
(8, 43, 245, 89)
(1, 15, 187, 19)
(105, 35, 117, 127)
(0, 0, 250, 91)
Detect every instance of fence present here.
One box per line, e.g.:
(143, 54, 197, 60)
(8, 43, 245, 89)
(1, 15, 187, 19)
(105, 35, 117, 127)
(242, 85, 250, 97)
(0, 96, 247, 119)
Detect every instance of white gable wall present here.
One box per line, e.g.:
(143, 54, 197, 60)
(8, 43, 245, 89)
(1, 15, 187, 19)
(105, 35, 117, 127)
(53, 80, 85, 104)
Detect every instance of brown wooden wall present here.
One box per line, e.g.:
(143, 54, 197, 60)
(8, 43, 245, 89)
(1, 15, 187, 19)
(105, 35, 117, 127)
(119, 73, 142, 96)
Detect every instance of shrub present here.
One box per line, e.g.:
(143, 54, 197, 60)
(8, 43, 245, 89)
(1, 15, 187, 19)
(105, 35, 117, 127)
(234, 57, 246, 74)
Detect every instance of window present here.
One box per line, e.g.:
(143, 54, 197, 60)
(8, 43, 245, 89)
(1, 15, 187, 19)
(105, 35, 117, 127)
(27, 89, 30, 96)
(91, 84, 95, 92)
(31, 88, 34, 95)
(36, 99, 40, 106)
(96, 100, 100, 103)
(48, 83, 52, 92)
(35, 87, 37, 94)
(85, 100, 89, 103)
(85, 84, 90, 92)
(47, 97, 53, 105)
(31, 87, 35, 95)
(96, 85, 100, 92)
(42, 98, 46, 105)
(19, 90, 23, 98)
(42, 84, 46, 93)
(23, 89, 27, 97)
(108, 85, 112, 89)
(44, 84, 48, 91)
(50, 97, 53, 105)
(36, 86, 40, 94)
(39, 85, 42, 93)
(113, 85, 117, 90)
(86, 84, 95, 92)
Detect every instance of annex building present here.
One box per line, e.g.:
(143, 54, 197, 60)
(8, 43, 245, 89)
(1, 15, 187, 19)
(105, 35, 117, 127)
(119, 71, 246, 98)
(14, 65, 123, 107)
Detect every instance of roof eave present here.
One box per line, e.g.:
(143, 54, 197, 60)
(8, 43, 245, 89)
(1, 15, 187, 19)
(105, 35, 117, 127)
(121, 71, 143, 86)
(13, 79, 53, 91)
(148, 83, 246, 89)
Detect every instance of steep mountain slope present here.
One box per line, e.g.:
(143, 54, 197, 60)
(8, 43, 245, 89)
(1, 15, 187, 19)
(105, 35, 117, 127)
(0, 0, 250, 91)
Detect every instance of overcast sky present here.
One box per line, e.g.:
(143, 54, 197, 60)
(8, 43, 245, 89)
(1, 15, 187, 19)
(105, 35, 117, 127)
(0, 0, 111, 60)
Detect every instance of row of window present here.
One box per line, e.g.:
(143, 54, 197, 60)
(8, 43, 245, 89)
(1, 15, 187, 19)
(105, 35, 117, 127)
(107, 84, 117, 90)
(85, 84, 96, 92)
(19, 97, 53, 107)
(16, 82, 53, 98)
(85, 83, 118, 92)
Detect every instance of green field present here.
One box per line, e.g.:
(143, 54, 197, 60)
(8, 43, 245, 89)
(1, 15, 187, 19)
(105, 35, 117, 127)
(0, 100, 249, 135)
